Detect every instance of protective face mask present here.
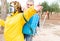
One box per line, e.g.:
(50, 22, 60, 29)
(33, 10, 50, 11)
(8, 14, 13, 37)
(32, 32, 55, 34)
(9, 3, 14, 13)
(9, 6, 14, 13)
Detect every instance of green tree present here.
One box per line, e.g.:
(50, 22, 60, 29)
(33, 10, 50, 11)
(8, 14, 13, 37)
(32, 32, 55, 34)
(50, 2, 60, 14)
(41, 1, 50, 12)
(41, 1, 50, 16)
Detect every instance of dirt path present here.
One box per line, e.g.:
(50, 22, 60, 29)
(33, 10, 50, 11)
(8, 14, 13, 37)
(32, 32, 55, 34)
(0, 24, 60, 41)
(0, 34, 4, 41)
(32, 24, 60, 41)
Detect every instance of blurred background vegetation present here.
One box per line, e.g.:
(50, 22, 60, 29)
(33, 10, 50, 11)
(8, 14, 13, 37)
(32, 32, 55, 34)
(0, 0, 60, 19)
(41, 1, 60, 14)
(0, 1, 60, 14)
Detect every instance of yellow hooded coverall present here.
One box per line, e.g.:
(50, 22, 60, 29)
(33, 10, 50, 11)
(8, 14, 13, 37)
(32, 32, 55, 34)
(0, 6, 36, 41)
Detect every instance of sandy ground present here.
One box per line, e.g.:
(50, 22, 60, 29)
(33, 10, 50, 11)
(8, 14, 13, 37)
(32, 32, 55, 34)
(32, 24, 60, 41)
(0, 14, 60, 41)
(1, 24, 60, 41)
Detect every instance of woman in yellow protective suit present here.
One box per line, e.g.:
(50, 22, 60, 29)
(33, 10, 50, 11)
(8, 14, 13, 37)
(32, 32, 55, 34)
(0, 1, 43, 41)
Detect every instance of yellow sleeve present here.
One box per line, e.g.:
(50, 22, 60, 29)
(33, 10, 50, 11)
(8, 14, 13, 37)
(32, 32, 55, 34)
(24, 6, 36, 21)
(0, 19, 5, 27)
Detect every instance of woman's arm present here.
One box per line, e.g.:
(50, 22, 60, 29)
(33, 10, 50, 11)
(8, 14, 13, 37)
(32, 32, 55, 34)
(0, 19, 5, 27)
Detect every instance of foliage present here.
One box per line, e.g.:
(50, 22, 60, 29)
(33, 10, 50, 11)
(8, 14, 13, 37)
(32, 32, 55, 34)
(41, 1, 60, 13)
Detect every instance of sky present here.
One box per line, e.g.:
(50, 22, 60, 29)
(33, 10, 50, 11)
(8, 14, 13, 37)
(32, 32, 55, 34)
(0, 0, 60, 7)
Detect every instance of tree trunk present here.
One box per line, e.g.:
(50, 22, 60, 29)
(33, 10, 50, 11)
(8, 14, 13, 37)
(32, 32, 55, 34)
(1, 0, 7, 20)
(0, 0, 7, 33)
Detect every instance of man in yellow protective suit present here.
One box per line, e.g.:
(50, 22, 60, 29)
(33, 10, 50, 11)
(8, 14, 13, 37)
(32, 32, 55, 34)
(0, 1, 43, 41)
